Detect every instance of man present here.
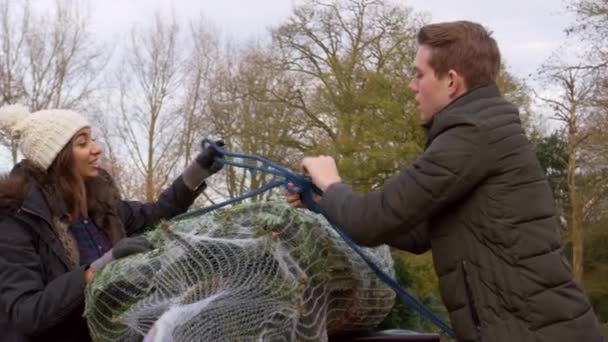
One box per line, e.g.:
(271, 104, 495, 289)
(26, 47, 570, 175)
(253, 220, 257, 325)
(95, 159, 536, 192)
(287, 21, 604, 341)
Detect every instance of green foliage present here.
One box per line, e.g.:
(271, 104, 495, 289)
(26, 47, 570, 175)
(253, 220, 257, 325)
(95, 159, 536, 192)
(584, 216, 608, 325)
(531, 131, 608, 327)
(323, 70, 426, 191)
(530, 132, 569, 211)
(496, 66, 534, 132)
(379, 251, 448, 335)
(269, 0, 426, 191)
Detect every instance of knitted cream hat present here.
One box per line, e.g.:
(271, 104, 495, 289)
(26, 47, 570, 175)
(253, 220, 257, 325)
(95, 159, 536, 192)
(0, 104, 91, 169)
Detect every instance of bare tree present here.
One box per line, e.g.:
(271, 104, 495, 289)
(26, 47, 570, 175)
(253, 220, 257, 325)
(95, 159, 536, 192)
(207, 45, 303, 201)
(0, 0, 28, 162)
(567, 0, 608, 69)
(114, 13, 183, 201)
(535, 63, 599, 284)
(177, 17, 221, 166)
(23, 1, 106, 111)
(578, 75, 608, 224)
(0, 0, 106, 164)
(85, 100, 142, 200)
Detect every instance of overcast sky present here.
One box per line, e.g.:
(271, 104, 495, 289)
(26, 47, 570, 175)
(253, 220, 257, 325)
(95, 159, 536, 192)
(71, 0, 577, 80)
(0, 0, 578, 170)
(406, 0, 578, 78)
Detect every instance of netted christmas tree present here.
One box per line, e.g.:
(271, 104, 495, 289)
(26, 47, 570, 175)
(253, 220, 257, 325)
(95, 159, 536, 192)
(84, 201, 395, 341)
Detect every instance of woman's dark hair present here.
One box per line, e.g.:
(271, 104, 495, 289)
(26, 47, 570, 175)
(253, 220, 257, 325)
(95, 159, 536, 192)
(47, 139, 96, 220)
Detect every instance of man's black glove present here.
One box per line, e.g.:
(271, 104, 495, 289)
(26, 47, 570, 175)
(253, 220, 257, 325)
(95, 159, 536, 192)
(182, 139, 226, 191)
(90, 236, 154, 272)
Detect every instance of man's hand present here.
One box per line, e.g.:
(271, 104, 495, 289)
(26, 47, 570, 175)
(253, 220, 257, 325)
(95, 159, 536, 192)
(285, 183, 322, 209)
(301, 156, 342, 191)
(285, 155, 340, 209)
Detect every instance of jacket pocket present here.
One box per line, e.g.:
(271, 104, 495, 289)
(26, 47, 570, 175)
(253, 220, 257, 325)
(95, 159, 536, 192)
(462, 260, 481, 332)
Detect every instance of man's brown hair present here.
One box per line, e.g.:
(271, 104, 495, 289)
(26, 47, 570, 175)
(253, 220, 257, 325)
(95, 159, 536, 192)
(417, 20, 501, 89)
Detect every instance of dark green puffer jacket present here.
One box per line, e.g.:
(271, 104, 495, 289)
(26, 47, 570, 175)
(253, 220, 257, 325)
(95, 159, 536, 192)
(319, 84, 605, 341)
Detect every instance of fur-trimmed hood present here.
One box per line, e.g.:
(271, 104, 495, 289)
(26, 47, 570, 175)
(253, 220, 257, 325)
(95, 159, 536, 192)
(0, 166, 32, 211)
(0, 160, 127, 267)
(0, 159, 121, 213)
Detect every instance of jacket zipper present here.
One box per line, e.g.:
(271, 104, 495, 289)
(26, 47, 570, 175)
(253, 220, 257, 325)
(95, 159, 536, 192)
(462, 260, 482, 332)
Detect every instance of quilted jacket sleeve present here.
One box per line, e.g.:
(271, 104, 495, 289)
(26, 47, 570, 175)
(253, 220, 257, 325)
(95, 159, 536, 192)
(319, 121, 488, 247)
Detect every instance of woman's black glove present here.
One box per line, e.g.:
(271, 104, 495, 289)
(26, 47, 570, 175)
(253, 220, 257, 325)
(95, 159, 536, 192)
(182, 139, 225, 191)
(90, 236, 154, 272)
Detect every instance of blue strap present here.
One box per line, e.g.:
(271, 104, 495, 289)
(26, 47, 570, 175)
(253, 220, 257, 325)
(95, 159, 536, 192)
(331, 225, 454, 336)
(175, 140, 455, 338)
(173, 179, 286, 221)
(201, 139, 323, 211)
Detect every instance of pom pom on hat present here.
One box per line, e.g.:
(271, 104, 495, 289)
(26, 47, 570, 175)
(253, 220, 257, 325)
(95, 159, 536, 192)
(0, 104, 31, 138)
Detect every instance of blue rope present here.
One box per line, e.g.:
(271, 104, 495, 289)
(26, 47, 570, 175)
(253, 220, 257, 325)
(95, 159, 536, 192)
(176, 139, 455, 338)
(173, 179, 286, 221)
(331, 226, 455, 337)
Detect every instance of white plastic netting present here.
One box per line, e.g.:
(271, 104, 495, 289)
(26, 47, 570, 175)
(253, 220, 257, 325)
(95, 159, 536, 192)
(84, 201, 395, 341)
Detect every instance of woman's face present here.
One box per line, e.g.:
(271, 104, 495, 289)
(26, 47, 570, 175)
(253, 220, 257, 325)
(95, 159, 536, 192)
(71, 127, 102, 179)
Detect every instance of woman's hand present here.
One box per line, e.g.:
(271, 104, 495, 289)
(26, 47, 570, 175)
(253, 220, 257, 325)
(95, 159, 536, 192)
(85, 268, 94, 284)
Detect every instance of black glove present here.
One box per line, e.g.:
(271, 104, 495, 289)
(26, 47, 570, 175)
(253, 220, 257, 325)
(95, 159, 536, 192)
(112, 236, 154, 259)
(90, 236, 154, 271)
(182, 139, 225, 191)
(195, 139, 225, 174)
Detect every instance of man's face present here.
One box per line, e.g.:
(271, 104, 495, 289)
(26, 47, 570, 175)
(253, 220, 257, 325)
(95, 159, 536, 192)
(408, 45, 452, 124)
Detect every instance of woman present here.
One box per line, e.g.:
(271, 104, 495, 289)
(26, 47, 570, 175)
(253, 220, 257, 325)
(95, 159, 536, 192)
(0, 105, 223, 342)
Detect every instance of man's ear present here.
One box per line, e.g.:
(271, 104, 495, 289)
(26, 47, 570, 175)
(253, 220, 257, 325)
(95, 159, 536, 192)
(446, 70, 466, 98)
